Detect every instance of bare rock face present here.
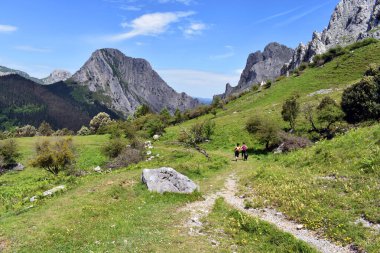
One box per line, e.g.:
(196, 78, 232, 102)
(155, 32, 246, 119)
(70, 48, 199, 116)
(218, 42, 294, 98)
(286, 0, 380, 70)
(41, 70, 72, 85)
(141, 167, 198, 194)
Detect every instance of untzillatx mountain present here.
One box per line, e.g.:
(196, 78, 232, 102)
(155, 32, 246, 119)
(217, 42, 294, 98)
(70, 48, 199, 116)
(285, 0, 380, 71)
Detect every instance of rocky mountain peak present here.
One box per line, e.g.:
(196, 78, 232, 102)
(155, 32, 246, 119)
(71, 48, 199, 116)
(285, 0, 380, 71)
(217, 42, 294, 98)
(41, 69, 72, 85)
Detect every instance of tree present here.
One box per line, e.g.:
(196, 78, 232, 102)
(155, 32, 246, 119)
(281, 95, 300, 130)
(38, 121, 54, 136)
(134, 104, 151, 118)
(0, 139, 20, 168)
(89, 112, 112, 133)
(159, 108, 172, 125)
(77, 126, 91, 136)
(30, 138, 75, 175)
(316, 96, 344, 130)
(341, 76, 380, 123)
(174, 108, 183, 124)
(246, 115, 281, 150)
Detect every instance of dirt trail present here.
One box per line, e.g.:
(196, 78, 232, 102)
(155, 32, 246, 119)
(181, 175, 355, 253)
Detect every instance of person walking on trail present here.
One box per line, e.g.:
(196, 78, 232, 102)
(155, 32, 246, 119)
(241, 143, 248, 161)
(234, 143, 241, 161)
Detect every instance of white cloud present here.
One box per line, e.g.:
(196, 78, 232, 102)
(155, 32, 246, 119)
(253, 6, 302, 24)
(158, 0, 193, 5)
(157, 69, 240, 97)
(109, 11, 195, 41)
(275, 2, 331, 27)
(14, 45, 52, 53)
(120, 5, 142, 11)
(0, 24, 18, 33)
(209, 45, 235, 60)
(183, 22, 207, 37)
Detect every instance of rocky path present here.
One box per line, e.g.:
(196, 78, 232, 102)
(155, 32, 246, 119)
(181, 175, 355, 253)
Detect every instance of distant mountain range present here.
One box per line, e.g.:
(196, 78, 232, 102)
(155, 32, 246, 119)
(1, 0, 379, 130)
(217, 0, 380, 98)
(0, 49, 199, 130)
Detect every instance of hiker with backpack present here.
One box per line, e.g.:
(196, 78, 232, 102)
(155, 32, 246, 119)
(234, 143, 241, 161)
(241, 143, 248, 161)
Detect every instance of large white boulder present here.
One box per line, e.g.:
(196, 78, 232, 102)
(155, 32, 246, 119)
(141, 167, 198, 194)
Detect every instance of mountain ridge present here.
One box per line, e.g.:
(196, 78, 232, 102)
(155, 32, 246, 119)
(70, 48, 199, 116)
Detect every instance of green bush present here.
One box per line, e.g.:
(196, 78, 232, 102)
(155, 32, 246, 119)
(0, 139, 20, 168)
(246, 115, 281, 150)
(281, 95, 300, 130)
(341, 76, 380, 123)
(38, 121, 54, 136)
(101, 137, 126, 158)
(89, 112, 112, 133)
(30, 138, 75, 175)
(179, 119, 216, 144)
(316, 96, 344, 130)
(14, 125, 37, 137)
(77, 126, 91, 136)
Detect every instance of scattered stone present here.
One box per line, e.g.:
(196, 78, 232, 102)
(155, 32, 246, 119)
(146, 151, 152, 156)
(153, 134, 160, 141)
(354, 217, 380, 232)
(30, 196, 37, 202)
(12, 163, 25, 171)
(274, 143, 285, 154)
(93, 166, 102, 173)
(42, 185, 65, 196)
(307, 89, 334, 97)
(141, 167, 198, 194)
(144, 141, 154, 149)
(296, 224, 304, 230)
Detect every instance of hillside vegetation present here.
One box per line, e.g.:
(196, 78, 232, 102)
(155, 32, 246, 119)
(0, 41, 379, 252)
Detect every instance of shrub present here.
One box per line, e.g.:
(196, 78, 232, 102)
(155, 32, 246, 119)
(101, 137, 127, 158)
(262, 80, 272, 89)
(38, 121, 54, 136)
(0, 139, 20, 168)
(107, 146, 145, 169)
(179, 119, 216, 144)
(278, 132, 312, 152)
(174, 108, 183, 124)
(89, 112, 112, 133)
(316, 96, 344, 130)
(246, 115, 281, 150)
(159, 108, 172, 125)
(281, 95, 300, 130)
(145, 117, 166, 137)
(14, 125, 37, 137)
(53, 128, 74, 136)
(341, 76, 380, 123)
(77, 126, 91, 136)
(30, 138, 75, 175)
(134, 104, 151, 118)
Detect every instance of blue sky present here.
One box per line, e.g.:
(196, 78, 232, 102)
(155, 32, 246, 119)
(0, 0, 339, 98)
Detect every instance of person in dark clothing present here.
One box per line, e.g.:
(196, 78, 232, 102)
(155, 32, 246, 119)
(241, 143, 248, 161)
(234, 143, 240, 161)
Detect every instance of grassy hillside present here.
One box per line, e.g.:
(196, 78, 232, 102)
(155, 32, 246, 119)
(0, 75, 119, 131)
(0, 41, 380, 252)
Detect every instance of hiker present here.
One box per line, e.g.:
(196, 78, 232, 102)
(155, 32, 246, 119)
(241, 143, 248, 161)
(234, 143, 241, 161)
